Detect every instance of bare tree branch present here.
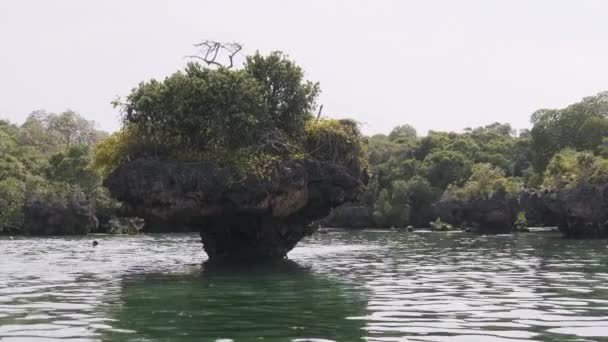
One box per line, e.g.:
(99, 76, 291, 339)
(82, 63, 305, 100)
(186, 40, 243, 69)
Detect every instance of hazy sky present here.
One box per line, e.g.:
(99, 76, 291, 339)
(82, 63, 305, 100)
(1, 0, 607, 135)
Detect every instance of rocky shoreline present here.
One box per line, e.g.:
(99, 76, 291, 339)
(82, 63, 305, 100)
(5, 153, 608, 250)
(322, 182, 608, 239)
(10, 172, 607, 242)
(434, 183, 608, 237)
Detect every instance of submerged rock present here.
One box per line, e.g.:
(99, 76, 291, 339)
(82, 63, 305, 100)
(105, 159, 362, 259)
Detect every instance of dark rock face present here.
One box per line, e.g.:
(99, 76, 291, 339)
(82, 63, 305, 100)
(105, 159, 362, 259)
(519, 191, 561, 227)
(437, 183, 608, 238)
(24, 198, 98, 235)
(436, 195, 519, 234)
(525, 185, 608, 238)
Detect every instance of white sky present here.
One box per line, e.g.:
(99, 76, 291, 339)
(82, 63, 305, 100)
(1, 0, 607, 135)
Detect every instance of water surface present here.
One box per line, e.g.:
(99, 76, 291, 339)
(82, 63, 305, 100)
(1, 231, 608, 341)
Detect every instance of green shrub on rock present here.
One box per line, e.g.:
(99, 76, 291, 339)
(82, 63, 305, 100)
(93, 52, 366, 184)
(514, 211, 529, 232)
(304, 118, 368, 177)
(430, 217, 453, 231)
(543, 149, 608, 190)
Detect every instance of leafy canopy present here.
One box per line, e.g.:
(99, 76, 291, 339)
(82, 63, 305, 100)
(0, 110, 116, 234)
(116, 52, 320, 164)
(543, 149, 608, 190)
(443, 163, 523, 201)
(364, 120, 529, 227)
(95, 51, 365, 180)
(530, 91, 608, 170)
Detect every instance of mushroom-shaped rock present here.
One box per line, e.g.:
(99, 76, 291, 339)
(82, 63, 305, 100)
(105, 159, 362, 259)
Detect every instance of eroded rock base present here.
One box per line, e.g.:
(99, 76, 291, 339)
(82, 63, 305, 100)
(104, 158, 363, 260)
(199, 214, 316, 259)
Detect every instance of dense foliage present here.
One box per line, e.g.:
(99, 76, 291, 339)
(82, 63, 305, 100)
(542, 149, 608, 190)
(443, 163, 522, 201)
(92, 52, 366, 182)
(0, 111, 117, 235)
(97, 52, 331, 174)
(530, 92, 608, 170)
(92, 51, 365, 182)
(354, 91, 608, 228)
(305, 118, 368, 178)
(364, 122, 531, 227)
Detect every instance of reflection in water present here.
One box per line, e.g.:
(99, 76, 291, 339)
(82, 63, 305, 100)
(106, 260, 367, 341)
(0, 231, 608, 341)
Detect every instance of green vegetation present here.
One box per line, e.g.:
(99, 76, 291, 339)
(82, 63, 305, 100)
(2, 50, 366, 235)
(365, 122, 530, 227)
(98, 52, 335, 175)
(106, 217, 145, 235)
(361, 91, 608, 228)
(305, 118, 368, 177)
(542, 148, 608, 190)
(93, 51, 365, 181)
(430, 217, 453, 231)
(530, 92, 608, 170)
(443, 163, 522, 201)
(89, 84, 608, 233)
(0, 111, 118, 235)
(0, 177, 25, 232)
(5, 46, 608, 234)
(514, 211, 528, 232)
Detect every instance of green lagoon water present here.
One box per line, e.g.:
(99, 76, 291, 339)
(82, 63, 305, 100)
(1, 230, 608, 341)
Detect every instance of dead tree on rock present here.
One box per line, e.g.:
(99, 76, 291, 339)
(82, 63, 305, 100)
(186, 40, 243, 69)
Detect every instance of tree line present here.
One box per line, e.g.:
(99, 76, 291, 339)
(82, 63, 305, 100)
(3, 47, 608, 234)
(355, 91, 608, 228)
(0, 110, 124, 234)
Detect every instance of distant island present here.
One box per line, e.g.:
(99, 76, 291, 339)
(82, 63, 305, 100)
(2, 44, 608, 259)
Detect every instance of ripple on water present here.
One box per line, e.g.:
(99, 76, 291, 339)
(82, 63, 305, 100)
(1, 232, 608, 341)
